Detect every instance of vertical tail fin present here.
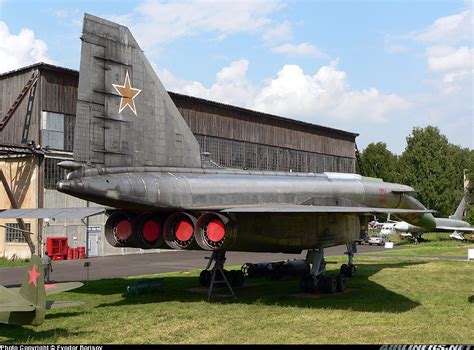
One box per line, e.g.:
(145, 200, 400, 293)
(449, 194, 467, 220)
(19, 255, 46, 308)
(74, 13, 202, 168)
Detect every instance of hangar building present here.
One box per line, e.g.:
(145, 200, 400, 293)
(0, 63, 358, 258)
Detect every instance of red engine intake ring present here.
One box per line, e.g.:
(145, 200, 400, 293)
(163, 213, 197, 250)
(105, 212, 136, 247)
(132, 213, 164, 249)
(115, 220, 132, 241)
(143, 220, 160, 242)
(204, 219, 226, 247)
(195, 213, 236, 251)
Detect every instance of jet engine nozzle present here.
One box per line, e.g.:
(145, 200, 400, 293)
(195, 213, 236, 250)
(105, 212, 136, 247)
(163, 212, 198, 250)
(132, 213, 164, 249)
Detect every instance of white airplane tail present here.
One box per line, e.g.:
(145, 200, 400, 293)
(449, 194, 467, 220)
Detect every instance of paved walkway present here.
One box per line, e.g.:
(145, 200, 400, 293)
(359, 253, 469, 261)
(0, 244, 394, 286)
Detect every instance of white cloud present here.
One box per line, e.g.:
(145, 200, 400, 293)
(386, 6, 473, 150)
(415, 9, 472, 44)
(385, 43, 408, 54)
(0, 21, 53, 73)
(124, 0, 284, 50)
(253, 62, 408, 123)
(160, 59, 255, 107)
(413, 6, 473, 96)
(160, 59, 408, 124)
(427, 46, 473, 72)
(271, 43, 326, 58)
(262, 20, 293, 44)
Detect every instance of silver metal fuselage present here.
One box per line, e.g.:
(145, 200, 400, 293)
(57, 167, 436, 252)
(57, 167, 432, 252)
(58, 167, 417, 212)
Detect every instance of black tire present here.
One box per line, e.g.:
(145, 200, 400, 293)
(199, 270, 211, 287)
(321, 276, 337, 294)
(301, 275, 317, 293)
(340, 264, 349, 276)
(348, 264, 356, 278)
(336, 274, 346, 292)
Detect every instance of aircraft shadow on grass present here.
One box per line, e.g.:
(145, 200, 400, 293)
(72, 260, 426, 314)
(0, 326, 88, 342)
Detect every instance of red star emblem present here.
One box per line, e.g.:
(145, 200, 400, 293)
(28, 264, 41, 287)
(112, 71, 142, 116)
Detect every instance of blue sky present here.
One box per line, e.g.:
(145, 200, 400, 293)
(0, 0, 472, 154)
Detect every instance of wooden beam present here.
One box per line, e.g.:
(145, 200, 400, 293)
(0, 169, 36, 254)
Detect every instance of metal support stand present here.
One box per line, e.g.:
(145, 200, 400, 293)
(205, 251, 235, 301)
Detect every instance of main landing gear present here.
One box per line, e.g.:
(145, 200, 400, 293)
(301, 242, 357, 294)
(198, 251, 244, 301)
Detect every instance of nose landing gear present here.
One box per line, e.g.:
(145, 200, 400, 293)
(301, 242, 357, 294)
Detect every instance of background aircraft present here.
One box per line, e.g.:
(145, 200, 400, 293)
(0, 255, 83, 326)
(393, 193, 474, 241)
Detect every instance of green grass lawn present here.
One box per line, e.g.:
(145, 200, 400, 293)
(1, 255, 473, 344)
(0, 257, 29, 268)
(368, 232, 474, 257)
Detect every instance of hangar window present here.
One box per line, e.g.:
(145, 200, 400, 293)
(257, 145, 268, 169)
(268, 146, 278, 171)
(245, 143, 257, 169)
(45, 158, 67, 189)
(192, 133, 355, 174)
(217, 138, 232, 167)
(5, 223, 30, 243)
(41, 111, 75, 151)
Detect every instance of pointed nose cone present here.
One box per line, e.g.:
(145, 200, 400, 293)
(57, 180, 71, 193)
(57, 179, 83, 194)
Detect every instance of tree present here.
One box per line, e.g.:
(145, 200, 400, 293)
(465, 149, 474, 206)
(359, 142, 399, 183)
(398, 126, 470, 217)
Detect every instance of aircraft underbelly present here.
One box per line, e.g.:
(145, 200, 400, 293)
(224, 213, 360, 252)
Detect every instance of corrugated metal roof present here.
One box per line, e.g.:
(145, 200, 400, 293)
(0, 62, 79, 78)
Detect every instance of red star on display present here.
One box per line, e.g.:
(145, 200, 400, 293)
(112, 71, 142, 116)
(28, 264, 41, 287)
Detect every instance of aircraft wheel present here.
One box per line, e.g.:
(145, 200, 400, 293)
(341, 264, 356, 278)
(347, 264, 356, 277)
(340, 264, 349, 276)
(321, 276, 337, 294)
(336, 274, 346, 292)
(199, 270, 211, 287)
(301, 275, 318, 293)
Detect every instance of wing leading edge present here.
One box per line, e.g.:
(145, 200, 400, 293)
(221, 205, 435, 214)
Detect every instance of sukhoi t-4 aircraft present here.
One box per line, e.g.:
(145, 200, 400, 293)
(5, 14, 442, 295)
